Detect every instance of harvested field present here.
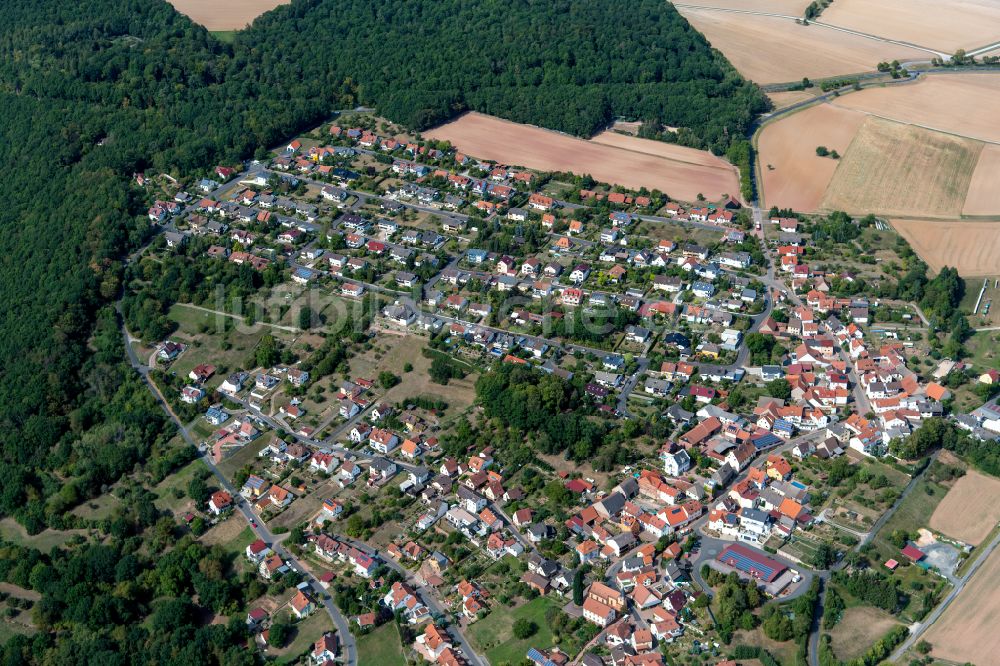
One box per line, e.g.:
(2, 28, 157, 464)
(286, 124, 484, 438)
(929, 470, 1000, 545)
(675, 8, 925, 84)
(827, 606, 901, 662)
(590, 130, 734, 168)
(424, 112, 740, 202)
(925, 544, 1000, 665)
(678, 0, 812, 11)
(168, 0, 289, 31)
(833, 74, 1000, 144)
(758, 104, 866, 212)
(820, 0, 1000, 53)
(766, 90, 818, 111)
(821, 117, 982, 217)
(964, 144, 1000, 215)
(891, 219, 1000, 276)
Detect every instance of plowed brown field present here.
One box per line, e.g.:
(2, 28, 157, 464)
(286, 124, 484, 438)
(758, 104, 866, 212)
(891, 219, 1000, 276)
(425, 112, 740, 202)
(168, 0, 288, 31)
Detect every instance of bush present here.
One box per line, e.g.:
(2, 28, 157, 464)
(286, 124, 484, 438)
(512, 618, 538, 639)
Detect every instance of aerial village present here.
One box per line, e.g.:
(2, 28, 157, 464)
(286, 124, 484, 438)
(128, 112, 1000, 666)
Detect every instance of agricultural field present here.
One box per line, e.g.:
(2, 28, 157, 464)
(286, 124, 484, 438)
(964, 144, 1000, 215)
(758, 103, 866, 212)
(167, 0, 289, 31)
(820, 0, 1000, 53)
(674, 8, 925, 84)
(766, 90, 818, 111)
(929, 470, 1000, 545)
(820, 118, 982, 218)
(424, 112, 740, 202)
(832, 74, 1000, 144)
(924, 544, 1000, 665)
(891, 219, 1000, 276)
(826, 606, 901, 662)
(589, 130, 737, 168)
(675, 0, 813, 12)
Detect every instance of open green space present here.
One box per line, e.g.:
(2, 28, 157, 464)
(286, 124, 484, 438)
(468, 596, 574, 666)
(355, 621, 406, 666)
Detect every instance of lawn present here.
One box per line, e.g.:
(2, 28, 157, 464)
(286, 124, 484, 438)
(201, 518, 255, 555)
(468, 596, 573, 666)
(0, 519, 85, 551)
(210, 30, 236, 43)
(166, 302, 294, 382)
(731, 626, 799, 666)
(356, 621, 406, 666)
(827, 606, 901, 662)
(273, 610, 335, 665)
(152, 459, 203, 514)
(871, 475, 948, 557)
(349, 335, 477, 413)
(216, 431, 275, 480)
(70, 492, 121, 521)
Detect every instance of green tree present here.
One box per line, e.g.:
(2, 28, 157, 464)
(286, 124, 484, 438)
(512, 618, 538, 639)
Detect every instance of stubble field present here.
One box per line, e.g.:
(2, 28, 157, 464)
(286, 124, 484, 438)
(675, 8, 925, 84)
(964, 145, 1000, 216)
(425, 112, 740, 202)
(832, 74, 1000, 144)
(168, 0, 289, 31)
(928, 470, 1000, 545)
(757, 104, 866, 212)
(820, 117, 982, 218)
(820, 0, 1000, 53)
(766, 90, 818, 111)
(924, 544, 1000, 665)
(891, 219, 1000, 276)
